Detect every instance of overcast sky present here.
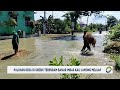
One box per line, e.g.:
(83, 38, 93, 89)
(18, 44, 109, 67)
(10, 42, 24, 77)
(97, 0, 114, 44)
(34, 11, 120, 25)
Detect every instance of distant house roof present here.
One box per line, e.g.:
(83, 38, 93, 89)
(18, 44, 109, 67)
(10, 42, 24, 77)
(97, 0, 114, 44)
(80, 22, 87, 27)
(80, 22, 84, 24)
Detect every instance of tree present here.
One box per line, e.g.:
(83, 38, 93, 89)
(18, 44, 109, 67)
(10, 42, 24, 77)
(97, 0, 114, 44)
(53, 18, 65, 34)
(0, 18, 17, 35)
(35, 20, 41, 34)
(3, 18, 17, 27)
(63, 11, 80, 35)
(47, 15, 53, 34)
(118, 19, 120, 24)
(107, 16, 118, 28)
(35, 19, 44, 34)
(63, 11, 102, 36)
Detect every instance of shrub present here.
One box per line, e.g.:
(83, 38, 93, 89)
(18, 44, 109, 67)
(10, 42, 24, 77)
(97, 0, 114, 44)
(65, 25, 72, 34)
(49, 56, 81, 79)
(110, 54, 120, 71)
(108, 24, 120, 41)
(49, 56, 63, 66)
(103, 42, 120, 54)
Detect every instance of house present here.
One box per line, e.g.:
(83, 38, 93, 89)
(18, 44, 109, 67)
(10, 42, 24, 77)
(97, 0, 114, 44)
(80, 22, 87, 27)
(0, 11, 35, 36)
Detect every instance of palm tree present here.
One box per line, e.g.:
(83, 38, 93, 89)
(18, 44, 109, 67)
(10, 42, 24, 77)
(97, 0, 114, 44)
(63, 11, 81, 36)
(63, 11, 102, 35)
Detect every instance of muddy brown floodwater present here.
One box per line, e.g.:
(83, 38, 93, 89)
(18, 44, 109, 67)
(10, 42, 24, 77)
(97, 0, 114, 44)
(0, 31, 120, 79)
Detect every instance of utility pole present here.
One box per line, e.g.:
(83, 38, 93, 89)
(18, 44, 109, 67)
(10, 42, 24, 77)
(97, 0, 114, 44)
(52, 11, 54, 18)
(43, 11, 46, 35)
(87, 16, 89, 26)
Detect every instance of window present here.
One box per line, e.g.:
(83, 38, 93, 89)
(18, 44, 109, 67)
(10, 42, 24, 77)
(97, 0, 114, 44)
(25, 17, 30, 26)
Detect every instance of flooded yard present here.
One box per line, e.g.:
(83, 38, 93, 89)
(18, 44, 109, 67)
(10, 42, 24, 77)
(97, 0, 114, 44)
(0, 31, 120, 79)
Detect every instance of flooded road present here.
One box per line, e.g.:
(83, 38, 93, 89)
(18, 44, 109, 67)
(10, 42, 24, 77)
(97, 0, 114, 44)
(0, 31, 120, 79)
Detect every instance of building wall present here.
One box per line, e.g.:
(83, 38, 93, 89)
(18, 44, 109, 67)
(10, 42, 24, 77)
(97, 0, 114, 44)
(0, 11, 34, 35)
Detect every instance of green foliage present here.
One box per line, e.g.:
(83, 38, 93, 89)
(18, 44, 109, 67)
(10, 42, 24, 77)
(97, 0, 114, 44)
(64, 25, 72, 33)
(35, 19, 43, 33)
(103, 24, 120, 48)
(3, 18, 17, 27)
(49, 56, 81, 79)
(62, 11, 102, 35)
(35, 21, 41, 33)
(76, 24, 82, 32)
(110, 54, 120, 71)
(36, 11, 102, 34)
(67, 57, 81, 66)
(49, 56, 63, 66)
(108, 24, 120, 41)
(60, 73, 80, 79)
(53, 18, 66, 34)
(37, 17, 71, 34)
(87, 23, 106, 32)
(29, 20, 35, 29)
(107, 16, 118, 28)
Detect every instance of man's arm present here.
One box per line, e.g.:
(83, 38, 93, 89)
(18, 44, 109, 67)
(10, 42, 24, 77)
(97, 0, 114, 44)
(17, 35, 19, 45)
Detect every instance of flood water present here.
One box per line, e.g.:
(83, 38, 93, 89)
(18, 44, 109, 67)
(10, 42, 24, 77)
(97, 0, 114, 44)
(0, 31, 120, 79)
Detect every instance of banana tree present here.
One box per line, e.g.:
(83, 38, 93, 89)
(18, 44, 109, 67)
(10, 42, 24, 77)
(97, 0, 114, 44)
(29, 20, 35, 34)
(63, 11, 80, 36)
(4, 18, 17, 27)
(1, 18, 17, 35)
(47, 15, 53, 34)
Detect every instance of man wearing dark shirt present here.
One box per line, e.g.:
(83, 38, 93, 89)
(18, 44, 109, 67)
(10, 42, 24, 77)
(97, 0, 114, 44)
(12, 30, 20, 54)
(81, 31, 91, 52)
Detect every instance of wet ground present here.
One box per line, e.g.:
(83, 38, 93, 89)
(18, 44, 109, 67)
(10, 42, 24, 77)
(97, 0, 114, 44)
(0, 31, 120, 79)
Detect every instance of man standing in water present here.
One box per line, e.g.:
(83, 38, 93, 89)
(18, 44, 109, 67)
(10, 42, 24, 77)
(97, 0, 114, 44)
(98, 27, 102, 34)
(12, 30, 21, 54)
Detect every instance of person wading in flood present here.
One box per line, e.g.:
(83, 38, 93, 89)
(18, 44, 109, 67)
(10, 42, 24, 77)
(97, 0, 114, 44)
(12, 30, 21, 54)
(81, 31, 96, 52)
(81, 31, 91, 52)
